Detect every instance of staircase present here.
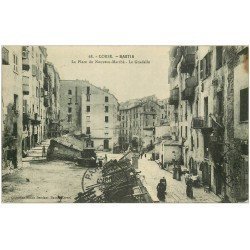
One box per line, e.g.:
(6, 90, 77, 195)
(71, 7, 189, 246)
(22, 139, 51, 163)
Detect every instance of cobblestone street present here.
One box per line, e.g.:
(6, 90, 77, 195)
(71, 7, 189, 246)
(2, 152, 124, 203)
(139, 156, 221, 203)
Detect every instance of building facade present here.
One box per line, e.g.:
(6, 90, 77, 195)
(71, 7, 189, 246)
(119, 95, 165, 151)
(59, 80, 120, 152)
(22, 46, 48, 152)
(2, 46, 23, 169)
(2, 45, 61, 172)
(168, 46, 248, 202)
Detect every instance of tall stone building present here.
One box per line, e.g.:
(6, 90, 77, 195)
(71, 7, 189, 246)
(2, 45, 61, 173)
(168, 46, 248, 202)
(44, 62, 61, 138)
(119, 95, 165, 151)
(2, 46, 23, 169)
(22, 46, 48, 151)
(59, 80, 120, 152)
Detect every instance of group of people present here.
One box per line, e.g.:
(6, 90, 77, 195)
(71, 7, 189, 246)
(156, 164, 195, 202)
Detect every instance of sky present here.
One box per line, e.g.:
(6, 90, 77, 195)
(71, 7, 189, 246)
(46, 46, 170, 102)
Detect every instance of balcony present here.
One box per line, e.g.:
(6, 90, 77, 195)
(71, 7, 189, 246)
(192, 117, 213, 134)
(192, 117, 204, 129)
(44, 96, 49, 107)
(22, 58, 30, 71)
(186, 76, 198, 88)
(180, 47, 196, 74)
(35, 113, 41, 123)
(169, 88, 179, 105)
(22, 76, 29, 95)
(181, 87, 195, 101)
(32, 113, 41, 125)
(44, 76, 49, 91)
(23, 112, 30, 126)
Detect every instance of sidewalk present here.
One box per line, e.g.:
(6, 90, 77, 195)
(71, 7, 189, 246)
(138, 157, 221, 203)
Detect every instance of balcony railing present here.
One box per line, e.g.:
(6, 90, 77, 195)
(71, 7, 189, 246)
(169, 88, 179, 105)
(192, 117, 204, 129)
(192, 116, 213, 133)
(31, 113, 41, 125)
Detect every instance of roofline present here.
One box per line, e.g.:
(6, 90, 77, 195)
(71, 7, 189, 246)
(59, 79, 119, 102)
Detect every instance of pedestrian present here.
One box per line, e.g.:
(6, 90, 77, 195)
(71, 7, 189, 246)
(157, 179, 166, 202)
(177, 164, 182, 181)
(145, 153, 147, 159)
(186, 175, 194, 199)
(173, 165, 177, 179)
(42, 145, 46, 157)
(160, 177, 167, 194)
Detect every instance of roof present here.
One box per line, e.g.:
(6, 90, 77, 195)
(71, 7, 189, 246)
(120, 95, 162, 111)
(60, 79, 118, 102)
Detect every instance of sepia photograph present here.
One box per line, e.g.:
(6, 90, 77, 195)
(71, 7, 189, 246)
(1, 45, 249, 203)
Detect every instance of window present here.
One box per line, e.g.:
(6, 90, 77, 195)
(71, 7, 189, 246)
(197, 133, 199, 148)
(87, 86, 90, 94)
(204, 97, 209, 126)
(68, 107, 72, 113)
(181, 126, 183, 137)
(105, 116, 109, 123)
(68, 98, 72, 104)
(105, 96, 109, 102)
(13, 54, 18, 73)
(2, 47, 9, 65)
(68, 114, 72, 122)
(240, 88, 248, 122)
(216, 46, 223, 70)
(68, 90, 72, 95)
(86, 127, 91, 134)
(185, 126, 187, 138)
(153, 115, 156, 119)
(86, 94, 90, 101)
(87, 106, 90, 112)
(105, 106, 109, 113)
(200, 52, 211, 80)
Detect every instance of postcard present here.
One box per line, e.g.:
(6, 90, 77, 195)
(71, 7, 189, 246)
(1, 45, 248, 203)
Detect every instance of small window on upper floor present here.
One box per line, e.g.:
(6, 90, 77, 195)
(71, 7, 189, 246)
(87, 86, 90, 95)
(13, 54, 18, 73)
(68, 89, 72, 95)
(216, 46, 223, 70)
(105, 96, 109, 102)
(2, 47, 9, 65)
